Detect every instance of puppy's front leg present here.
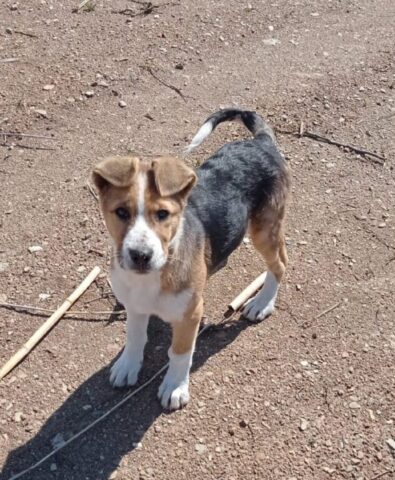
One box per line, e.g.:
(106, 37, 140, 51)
(158, 298, 203, 410)
(110, 311, 149, 387)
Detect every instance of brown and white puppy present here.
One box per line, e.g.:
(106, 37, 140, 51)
(93, 109, 289, 410)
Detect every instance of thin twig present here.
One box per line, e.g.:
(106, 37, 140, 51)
(315, 302, 341, 320)
(0, 132, 55, 140)
(0, 143, 56, 151)
(86, 181, 99, 201)
(0, 302, 125, 316)
(141, 65, 187, 102)
(278, 128, 386, 164)
(0, 58, 18, 63)
(14, 30, 39, 38)
(370, 471, 394, 480)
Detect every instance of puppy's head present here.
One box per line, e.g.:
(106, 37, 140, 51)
(93, 156, 196, 274)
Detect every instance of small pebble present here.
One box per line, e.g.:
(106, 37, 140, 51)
(0, 262, 9, 273)
(43, 84, 55, 91)
(35, 109, 47, 117)
(349, 401, 361, 409)
(300, 419, 309, 431)
(14, 411, 24, 423)
(39, 293, 50, 301)
(263, 38, 280, 46)
(387, 438, 395, 450)
(5, 27, 13, 34)
(195, 443, 207, 455)
(84, 91, 95, 98)
(118, 100, 127, 108)
(28, 245, 43, 253)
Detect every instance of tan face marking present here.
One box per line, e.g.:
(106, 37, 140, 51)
(93, 157, 196, 273)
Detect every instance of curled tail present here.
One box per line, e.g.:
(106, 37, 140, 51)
(185, 108, 275, 154)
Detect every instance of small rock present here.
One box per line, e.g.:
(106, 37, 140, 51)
(43, 84, 55, 91)
(195, 443, 207, 455)
(239, 419, 248, 428)
(378, 222, 386, 228)
(299, 419, 309, 431)
(118, 100, 127, 108)
(263, 38, 280, 46)
(14, 411, 25, 423)
(349, 401, 361, 409)
(387, 438, 395, 450)
(10, 4, 18, 11)
(0, 262, 9, 273)
(322, 467, 336, 474)
(39, 293, 50, 301)
(300, 360, 309, 367)
(28, 245, 43, 253)
(5, 27, 13, 34)
(51, 433, 66, 449)
(84, 91, 95, 98)
(242, 237, 251, 244)
(50, 463, 57, 472)
(35, 109, 47, 117)
(341, 352, 349, 358)
(77, 265, 86, 273)
(175, 63, 184, 70)
(0, 293, 7, 302)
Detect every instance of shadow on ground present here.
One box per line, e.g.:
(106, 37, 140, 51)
(1, 311, 258, 480)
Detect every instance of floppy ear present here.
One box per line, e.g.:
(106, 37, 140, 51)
(92, 156, 139, 191)
(152, 157, 197, 198)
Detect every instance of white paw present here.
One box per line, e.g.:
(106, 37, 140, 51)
(158, 374, 190, 410)
(110, 349, 142, 388)
(243, 294, 275, 322)
(243, 272, 279, 322)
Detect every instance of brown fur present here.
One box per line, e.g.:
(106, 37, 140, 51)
(93, 156, 196, 274)
(249, 171, 289, 283)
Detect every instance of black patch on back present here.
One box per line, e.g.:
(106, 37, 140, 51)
(187, 135, 286, 274)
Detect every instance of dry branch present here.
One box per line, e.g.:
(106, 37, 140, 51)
(0, 266, 101, 381)
(228, 272, 267, 312)
(141, 65, 187, 102)
(0, 301, 124, 317)
(0, 131, 55, 140)
(279, 128, 386, 164)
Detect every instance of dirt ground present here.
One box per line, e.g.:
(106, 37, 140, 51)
(1, 0, 394, 479)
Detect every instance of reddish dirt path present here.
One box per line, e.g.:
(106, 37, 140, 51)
(1, 1, 394, 479)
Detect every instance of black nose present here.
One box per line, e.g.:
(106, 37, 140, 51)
(128, 248, 153, 269)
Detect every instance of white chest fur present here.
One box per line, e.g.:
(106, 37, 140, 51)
(111, 265, 192, 323)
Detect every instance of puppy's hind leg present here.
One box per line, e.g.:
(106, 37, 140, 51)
(243, 212, 288, 322)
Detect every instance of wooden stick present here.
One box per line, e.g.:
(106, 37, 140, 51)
(228, 272, 267, 311)
(0, 302, 124, 316)
(0, 131, 55, 140)
(0, 266, 101, 381)
(315, 302, 341, 320)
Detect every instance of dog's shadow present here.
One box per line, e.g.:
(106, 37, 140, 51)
(1, 308, 258, 480)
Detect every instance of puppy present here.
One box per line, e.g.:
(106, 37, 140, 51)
(93, 108, 289, 410)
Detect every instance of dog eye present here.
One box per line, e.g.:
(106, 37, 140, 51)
(115, 207, 130, 221)
(156, 209, 170, 221)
